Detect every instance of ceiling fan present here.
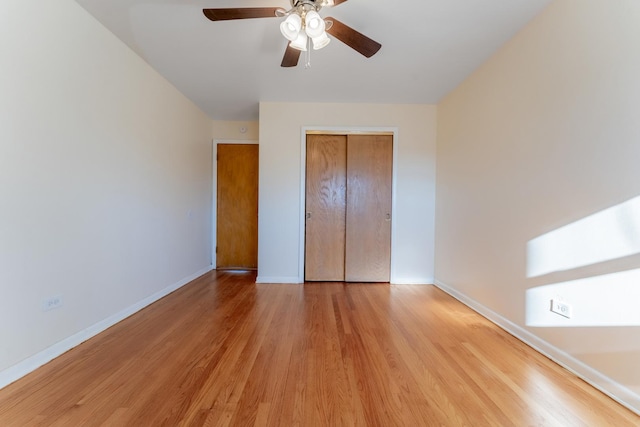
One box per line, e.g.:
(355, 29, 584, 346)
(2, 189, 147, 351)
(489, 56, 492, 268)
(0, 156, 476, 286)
(203, 0, 382, 67)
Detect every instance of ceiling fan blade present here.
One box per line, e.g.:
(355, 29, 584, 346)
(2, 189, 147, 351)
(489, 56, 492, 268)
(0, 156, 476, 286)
(281, 44, 301, 68)
(325, 17, 381, 58)
(332, 0, 349, 5)
(203, 8, 282, 21)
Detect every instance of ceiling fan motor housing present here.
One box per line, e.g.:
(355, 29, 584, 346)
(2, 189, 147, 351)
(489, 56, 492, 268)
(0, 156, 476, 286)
(290, 0, 334, 10)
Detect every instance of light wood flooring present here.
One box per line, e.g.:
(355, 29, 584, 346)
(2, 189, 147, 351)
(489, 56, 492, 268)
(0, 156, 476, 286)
(0, 271, 637, 426)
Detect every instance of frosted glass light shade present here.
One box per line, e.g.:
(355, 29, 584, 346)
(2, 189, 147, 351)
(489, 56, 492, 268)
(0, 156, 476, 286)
(280, 14, 302, 41)
(304, 11, 325, 38)
(312, 32, 331, 50)
(289, 31, 308, 51)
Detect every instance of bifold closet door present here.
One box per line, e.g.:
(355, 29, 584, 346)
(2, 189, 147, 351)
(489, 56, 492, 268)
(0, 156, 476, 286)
(305, 135, 347, 281)
(345, 135, 393, 282)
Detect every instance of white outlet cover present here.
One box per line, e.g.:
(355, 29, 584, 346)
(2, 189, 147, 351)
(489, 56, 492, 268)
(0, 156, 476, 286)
(42, 295, 64, 312)
(550, 299, 572, 319)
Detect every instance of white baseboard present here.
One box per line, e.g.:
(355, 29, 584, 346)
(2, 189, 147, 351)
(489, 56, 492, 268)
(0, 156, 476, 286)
(0, 265, 214, 390)
(434, 280, 640, 416)
(255, 276, 302, 284)
(253, 277, 435, 285)
(391, 277, 434, 285)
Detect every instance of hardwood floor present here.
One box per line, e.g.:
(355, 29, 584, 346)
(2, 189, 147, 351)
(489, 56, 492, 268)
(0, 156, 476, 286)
(0, 271, 637, 426)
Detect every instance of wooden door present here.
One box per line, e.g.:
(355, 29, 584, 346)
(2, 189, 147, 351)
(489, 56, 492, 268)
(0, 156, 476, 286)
(217, 144, 258, 270)
(305, 135, 347, 281)
(345, 135, 393, 282)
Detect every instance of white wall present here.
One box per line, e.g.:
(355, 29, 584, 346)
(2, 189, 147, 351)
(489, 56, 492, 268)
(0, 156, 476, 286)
(258, 103, 436, 284)
(436, 0, 640, 412)
(0, 0, 212, 384)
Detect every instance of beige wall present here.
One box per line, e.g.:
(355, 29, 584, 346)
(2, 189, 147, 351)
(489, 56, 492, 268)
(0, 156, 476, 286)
(436, 0, 640, 412)
(0, 0, 212, 384)
(258, 102, 436, 284)
(212, 120, 259, 141)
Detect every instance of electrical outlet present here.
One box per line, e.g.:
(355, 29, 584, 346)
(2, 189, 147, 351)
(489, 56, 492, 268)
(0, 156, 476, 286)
(42, 295, 63, 312)
(550, 299, 572, 319)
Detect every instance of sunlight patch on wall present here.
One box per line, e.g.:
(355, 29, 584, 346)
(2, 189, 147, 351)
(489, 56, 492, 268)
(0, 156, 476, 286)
(527, 196, 640, 278)
(526, 268, 640, 327)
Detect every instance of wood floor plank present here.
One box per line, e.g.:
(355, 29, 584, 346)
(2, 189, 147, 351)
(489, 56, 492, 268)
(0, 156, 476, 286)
(0, 271, 637, 426)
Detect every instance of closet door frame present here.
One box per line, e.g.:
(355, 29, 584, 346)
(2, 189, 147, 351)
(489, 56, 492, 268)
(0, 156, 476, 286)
(298, 126, 399, 283)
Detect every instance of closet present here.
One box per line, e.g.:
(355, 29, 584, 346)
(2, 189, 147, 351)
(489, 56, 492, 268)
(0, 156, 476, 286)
(305, 133, 393, 282)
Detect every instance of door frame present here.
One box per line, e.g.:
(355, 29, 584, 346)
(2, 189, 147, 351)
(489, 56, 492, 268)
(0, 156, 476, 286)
(212, 139, 258, 269)
(298, 127, 399, 283)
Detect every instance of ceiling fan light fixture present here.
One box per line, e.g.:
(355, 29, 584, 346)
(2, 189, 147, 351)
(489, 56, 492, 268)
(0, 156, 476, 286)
(280, 14, 302, 41)
(304, 10, 325, 38)
(290, 31, 308, 51)
(312, 32, 331, 50)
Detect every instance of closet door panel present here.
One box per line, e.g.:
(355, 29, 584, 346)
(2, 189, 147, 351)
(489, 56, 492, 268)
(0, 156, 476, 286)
(345, 135, 393, 282)
(305, 135, 347, 281)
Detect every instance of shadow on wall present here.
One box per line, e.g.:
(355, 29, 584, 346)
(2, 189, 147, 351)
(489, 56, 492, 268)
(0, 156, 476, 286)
(525, 195, 640, 327)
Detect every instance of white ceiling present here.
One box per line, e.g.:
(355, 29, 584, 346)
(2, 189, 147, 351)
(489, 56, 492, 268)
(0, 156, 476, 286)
(75, 0, 552, 120)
